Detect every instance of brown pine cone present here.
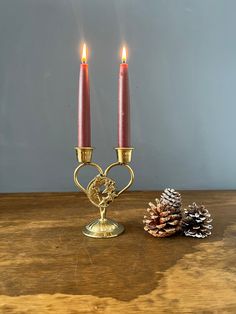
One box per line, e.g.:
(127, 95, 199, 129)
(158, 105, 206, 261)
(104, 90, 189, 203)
(143, 198, 182, 238)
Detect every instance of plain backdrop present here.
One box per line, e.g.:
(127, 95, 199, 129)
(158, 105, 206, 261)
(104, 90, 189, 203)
(0, 0, 236, 192)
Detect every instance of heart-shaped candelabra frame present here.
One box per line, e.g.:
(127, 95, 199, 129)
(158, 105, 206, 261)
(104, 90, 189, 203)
(74, 147, 134, 238)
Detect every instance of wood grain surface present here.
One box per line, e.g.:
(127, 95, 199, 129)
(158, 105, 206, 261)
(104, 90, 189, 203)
(0, 191, 235, 313)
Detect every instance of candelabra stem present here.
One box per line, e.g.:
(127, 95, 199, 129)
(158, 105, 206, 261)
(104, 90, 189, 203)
(100, 207, 106, 220)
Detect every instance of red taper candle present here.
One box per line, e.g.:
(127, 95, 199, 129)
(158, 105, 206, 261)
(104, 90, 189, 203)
(118, 46, 130, 147)
(78, 43, 91, 147)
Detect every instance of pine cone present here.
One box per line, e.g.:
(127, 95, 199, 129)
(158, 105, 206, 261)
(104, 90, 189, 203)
(160, 188, 182, 210)
(143, 198, 182, 237)
(181, 202, 213, 238)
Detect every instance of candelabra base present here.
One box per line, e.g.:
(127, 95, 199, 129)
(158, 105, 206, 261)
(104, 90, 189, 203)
(82, 218, 124, 238)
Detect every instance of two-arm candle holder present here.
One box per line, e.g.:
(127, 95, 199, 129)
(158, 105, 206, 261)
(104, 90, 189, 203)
(73, 147, 134, 238)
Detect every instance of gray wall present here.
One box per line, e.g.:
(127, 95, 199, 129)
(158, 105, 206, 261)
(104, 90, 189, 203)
(0, 0, 236, 192)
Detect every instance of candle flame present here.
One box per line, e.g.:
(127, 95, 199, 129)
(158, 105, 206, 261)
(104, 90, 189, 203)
(122, 46, 127, 63)
(81, 43, 87, 63)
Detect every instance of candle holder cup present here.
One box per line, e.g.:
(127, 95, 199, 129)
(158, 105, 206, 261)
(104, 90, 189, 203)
(74, 147, 134, 238)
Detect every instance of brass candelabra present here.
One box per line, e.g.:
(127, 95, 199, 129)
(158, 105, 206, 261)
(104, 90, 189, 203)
(74, 147, 134, 238)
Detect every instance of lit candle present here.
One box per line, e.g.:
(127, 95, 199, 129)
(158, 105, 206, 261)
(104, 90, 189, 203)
(78, 43, 91, 147)
(118, 46, 130, 147)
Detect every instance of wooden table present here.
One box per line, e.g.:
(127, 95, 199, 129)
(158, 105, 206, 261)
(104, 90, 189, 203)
(0, 191, 235, 313)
